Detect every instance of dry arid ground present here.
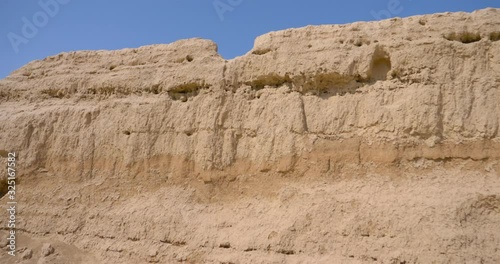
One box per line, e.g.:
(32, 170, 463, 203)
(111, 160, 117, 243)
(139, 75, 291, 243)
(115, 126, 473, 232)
(1, 8, 500, 264)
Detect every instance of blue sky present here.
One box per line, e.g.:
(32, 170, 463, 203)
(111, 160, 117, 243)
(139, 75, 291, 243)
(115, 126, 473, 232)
(0, 0, 497, 79)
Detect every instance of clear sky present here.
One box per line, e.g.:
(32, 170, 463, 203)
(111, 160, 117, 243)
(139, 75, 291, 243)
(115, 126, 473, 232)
(1, 0, 498, 79)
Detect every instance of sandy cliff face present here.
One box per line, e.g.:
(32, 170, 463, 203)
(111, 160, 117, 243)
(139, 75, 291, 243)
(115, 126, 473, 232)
(0, 8, 500, 264)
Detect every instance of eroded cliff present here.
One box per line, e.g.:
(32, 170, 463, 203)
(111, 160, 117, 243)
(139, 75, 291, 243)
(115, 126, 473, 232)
(0, 8, 500, 264)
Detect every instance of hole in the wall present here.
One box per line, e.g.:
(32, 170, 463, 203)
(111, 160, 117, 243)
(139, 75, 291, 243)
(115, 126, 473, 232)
(368, 47, 391, 81)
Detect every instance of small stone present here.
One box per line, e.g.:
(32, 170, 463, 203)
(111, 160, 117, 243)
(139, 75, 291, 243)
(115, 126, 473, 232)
(148, 248, 158, 257)
(41, 243, 55, 257)
(22, 248, 33, 259)
(425, 135, 441, 148)
(180, 95, 187, 102)
(176, 256, 187, 262)
(202, 174, 212, 184)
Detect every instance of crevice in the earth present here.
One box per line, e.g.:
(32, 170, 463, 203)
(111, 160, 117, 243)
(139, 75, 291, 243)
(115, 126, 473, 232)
(160, 238, 186, 246)
(276, 249, 296, 255)
(219, 242, 231, 249)
(299, 96, 309, 133)
(436, 84, 444, 140)
(96, 234, 116, 240)
(409, 156, 489, 163)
